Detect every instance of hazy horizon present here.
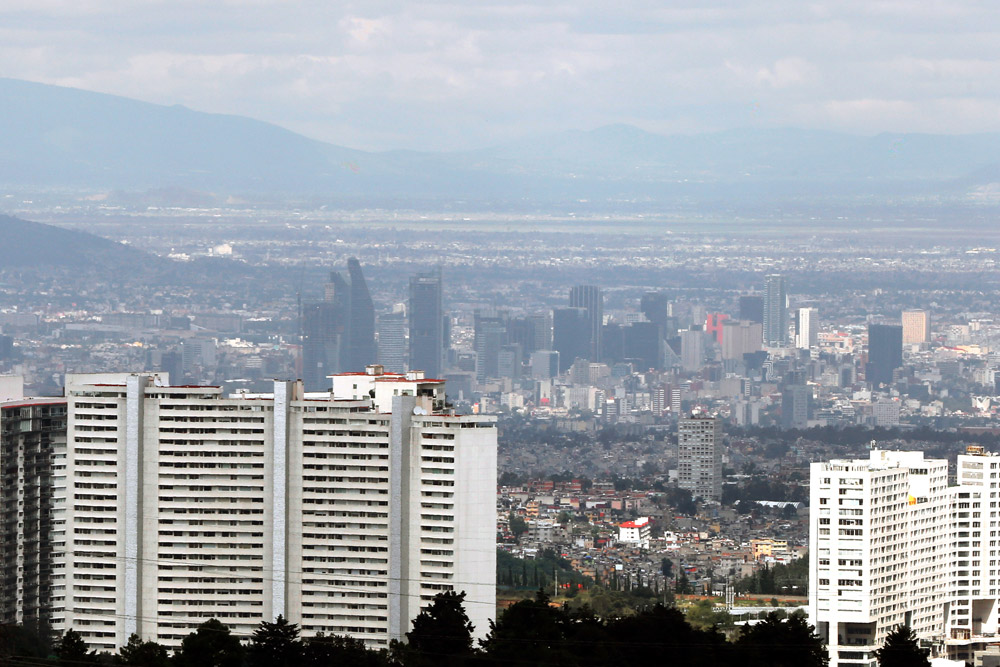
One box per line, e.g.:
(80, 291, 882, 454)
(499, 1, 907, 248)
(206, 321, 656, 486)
(4, 2, 1000, 152)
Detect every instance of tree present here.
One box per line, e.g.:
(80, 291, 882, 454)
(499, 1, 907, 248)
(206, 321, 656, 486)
(302, 633, 387, 667)
(874, 626, 930, 667)
(734, 611, 827, 667)
(247, 615, 302, 667)
(509, 513, 528, 540)
(174, 618, 245, 667)
(118, 633, 169, 667)
(56, 628, 93, 666)
(1, 623, 53, 663)
(404, 590, 475, 666)
(481, 589, 572, 667)
(660, 557, 673, 579)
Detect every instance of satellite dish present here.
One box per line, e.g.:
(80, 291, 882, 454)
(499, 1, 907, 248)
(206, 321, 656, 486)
(413, 406, 427, 415)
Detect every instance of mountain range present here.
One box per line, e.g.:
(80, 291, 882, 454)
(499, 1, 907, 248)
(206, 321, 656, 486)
(3, 77, 1000, 203)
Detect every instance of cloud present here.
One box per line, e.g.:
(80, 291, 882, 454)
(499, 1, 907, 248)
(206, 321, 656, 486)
(2, 1, 1000, 149)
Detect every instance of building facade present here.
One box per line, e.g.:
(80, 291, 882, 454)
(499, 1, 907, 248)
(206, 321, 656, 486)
(569, 285, 604, 363)
(677, 415, 722, 502)
(867, 324, 903, 387)
(810, 446, 1000, 666)
(408, 269, 445, 378)
(763, 275, 788, 347)
(902, 309, 931, 345)
(7, 369, 495, 653)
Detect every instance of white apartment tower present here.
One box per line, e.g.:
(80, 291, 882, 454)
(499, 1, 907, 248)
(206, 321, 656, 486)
(796, 307, 819, 350)
(49, 367, 496, 652)
(677, 415, 722, 502)
(810, 446, 1000, 666)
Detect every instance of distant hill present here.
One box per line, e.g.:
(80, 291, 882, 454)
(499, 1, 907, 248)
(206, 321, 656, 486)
(3, 77, 1000, 202)
(0, 214, 154, 269)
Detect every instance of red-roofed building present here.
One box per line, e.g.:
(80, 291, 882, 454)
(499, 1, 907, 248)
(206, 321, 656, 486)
(618, 516, 652, 549)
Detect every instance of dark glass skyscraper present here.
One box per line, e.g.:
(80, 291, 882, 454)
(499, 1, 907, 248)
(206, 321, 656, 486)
(867, 324, 903, 387)
(552, 307, 590, 372)
(346, 258, 376, 371)
(738, 295, 764, 324)
(763, 275, 788, 346)
(569, 285, 604, 362)
(301, 271, 350, 391)
(408, 268, 444, 378)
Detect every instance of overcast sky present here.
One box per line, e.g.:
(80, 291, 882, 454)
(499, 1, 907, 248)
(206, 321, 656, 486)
(3, 1, 1000, 151)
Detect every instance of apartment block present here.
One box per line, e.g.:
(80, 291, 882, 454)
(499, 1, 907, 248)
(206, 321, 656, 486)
(7, 367, 496, 653)
(677, 415, 722, 502)
(810, 446, 1000, 666)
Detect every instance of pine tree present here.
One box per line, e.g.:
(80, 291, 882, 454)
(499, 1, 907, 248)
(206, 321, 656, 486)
(403, 590, 475, 666)
(874, 626, 930, 667)
(55, 629, 93, 666)
(174, 618, 245, 667)
(118, 633, 169, 667)
(247, 615, 302, 667)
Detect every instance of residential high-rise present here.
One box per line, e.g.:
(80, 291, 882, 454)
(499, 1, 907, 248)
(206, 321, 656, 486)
(867, 323, 903, 387)
(902, 309, 931, 345)
(809, 446, 1000, 665)
(677, 415, 722, 502)
(9, 370, 495, 653)
(705, 313, 728, 345)
(346, 258, 376, 370)
(569, 285, 604, 363)
(0, 393, 66, 629)
(763, 275, 788, 346)
(552, 307, 590, 372)
(795, 307, 818, 350)
(408, 269, 444, 378)
(376, 310, 407, 372)
(738, 295, 764, 324)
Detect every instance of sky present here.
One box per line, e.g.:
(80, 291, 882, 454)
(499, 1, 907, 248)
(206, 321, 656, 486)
(3, 1, 1000, 151)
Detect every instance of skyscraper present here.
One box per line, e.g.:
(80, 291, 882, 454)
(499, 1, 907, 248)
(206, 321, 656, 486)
(902, 309, 931, 345)
(346, 258, 376, 370)
(8, 370, 496, 652)
(301, 270, 351, 391)
(552, 307, 590, 372)
(474, 310, 508, 383)
(677, 415, 722, 501)
(408, 268, 444, 377)
(795, 306, 818, 349)
(763, 275, 788, 346)
(738, 295, 764, 324)
(867, 323, 903, 387)
(569, 285, 604, 362)
(376, 310, 407, 372)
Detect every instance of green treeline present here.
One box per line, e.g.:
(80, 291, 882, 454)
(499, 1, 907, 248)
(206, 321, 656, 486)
(734, 557, 809, 596)
(1, 590, 830, 667)
(497, 547, 591, 590)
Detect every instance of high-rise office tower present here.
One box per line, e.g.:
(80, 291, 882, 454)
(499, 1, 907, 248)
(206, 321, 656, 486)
(810, 446, 1000, 666)
(623, 321, 661, 371)
(13, 370, 495, 653)
(641, 292, 671, 330)
(763, 275, 788, 346)
(552, 307, 590, 372)
(0, 393, 66, 629)
(569, 285, 604, 363)
(902, 309, 931, 345)
(529, 350, 560, 380)
(867, 323, 903, 387)
(301, 271, 351, 391)
(474, 310, 508, 383)
(705, 313, 728, 345)
(408, 269, 444, 378)
(347, 258, 376, 370)
(781, 383, 810, 429)
(679, 327, 705, 372)
(738, 295, 764, 324)
(795, 307, 819, 350)
(376, 310, 407, 372)
(721, 320, 763, 360)
(677, 415, 722, 501)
